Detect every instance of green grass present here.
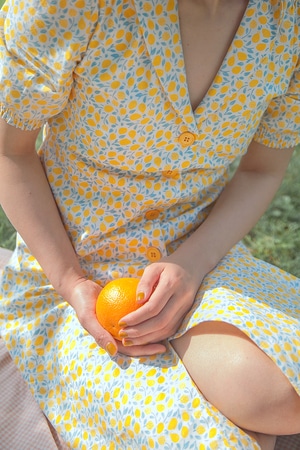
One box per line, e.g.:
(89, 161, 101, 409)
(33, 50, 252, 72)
(0, 207, 16, 250)
(244, 146, 300, 277)
(1, 147, 300, 277)
(0, 0, 4, 9)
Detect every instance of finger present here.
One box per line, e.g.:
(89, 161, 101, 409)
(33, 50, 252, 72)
(117, 341, 166, 357)
(78, 310, 119, 357)
(120, 280, 197, 344)
(121, 316, 183, 346)
(120, 273, 175, 327)
(120, 298, 186, 344)
(136, 263, 163, 304)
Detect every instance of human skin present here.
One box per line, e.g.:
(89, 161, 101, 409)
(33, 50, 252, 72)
(0, 0, 294, 356)
(0, 1, 299, 447)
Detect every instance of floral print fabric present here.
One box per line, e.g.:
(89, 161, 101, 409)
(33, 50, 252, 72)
(0, 0, 300, 448)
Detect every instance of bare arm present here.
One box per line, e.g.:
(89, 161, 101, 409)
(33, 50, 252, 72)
(0, 118, 85, 298)
(174, 140, 294, 277)
(121, 141, 294, 350)
(0, 119, 167, 356)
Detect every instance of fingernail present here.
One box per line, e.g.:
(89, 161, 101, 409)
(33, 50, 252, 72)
(106, 342, 117, 356)
(119, 330, 128, 338)
(137, 292, 145, 302)
(123, 339, 134, 347)
(118, 320, 127, 327)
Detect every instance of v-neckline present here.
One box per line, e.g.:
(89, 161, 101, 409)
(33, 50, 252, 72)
(176, 0, 254, 115)
(135, 0, 258, 130)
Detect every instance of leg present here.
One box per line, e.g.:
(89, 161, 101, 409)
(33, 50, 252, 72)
(171, 322, 300, 437)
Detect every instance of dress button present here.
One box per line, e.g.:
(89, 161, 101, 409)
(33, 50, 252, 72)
(162, 170, 174, 177)
(145, 210, 160, 220)
(178, 131, 196, 147)
(162, 169, 180, 179)
(146, 247, 162, 262)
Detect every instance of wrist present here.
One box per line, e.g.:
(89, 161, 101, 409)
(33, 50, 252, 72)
(168, 243, 215, 283)
(46, 260, 87, 302)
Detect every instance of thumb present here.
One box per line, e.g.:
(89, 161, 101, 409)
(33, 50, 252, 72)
(94, 322, 119, 357)
(78, 310, 118, 357)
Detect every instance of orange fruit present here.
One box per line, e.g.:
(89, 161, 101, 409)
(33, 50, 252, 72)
(96, 277, 141, 340)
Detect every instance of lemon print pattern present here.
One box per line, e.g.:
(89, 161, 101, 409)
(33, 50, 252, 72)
(0, 0, 300, 448)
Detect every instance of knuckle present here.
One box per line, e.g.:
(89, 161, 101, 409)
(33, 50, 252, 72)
(143, 264, 152, 274)
(159, 277, 173, 291)
(162, 318, 181, 337)
(144, 301, 160, 316)
(125, 328, 139, 339)
(155, 315, 171, 332)
(94, 329, 108, 342)
(95, 333, 112, 350)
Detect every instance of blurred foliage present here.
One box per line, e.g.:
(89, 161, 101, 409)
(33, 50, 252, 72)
(0, 207, 16, 250)
(243, 146, 300, 277)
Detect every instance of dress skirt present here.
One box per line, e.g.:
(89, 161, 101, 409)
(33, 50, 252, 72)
(1, 0, 300, 447)
(0, 241, 299, 449)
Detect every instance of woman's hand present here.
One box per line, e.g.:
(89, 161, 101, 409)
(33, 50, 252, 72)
(117, 256, 204, 354)
(67, 277, 167, 357)
(67, 278, 116, 352)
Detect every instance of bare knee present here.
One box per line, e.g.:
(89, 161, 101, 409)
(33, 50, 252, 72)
(172, 321, 300, 435)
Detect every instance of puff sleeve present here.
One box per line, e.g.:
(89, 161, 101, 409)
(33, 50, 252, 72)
(0, 0, 98, 130)
(254, 56, 300, 149)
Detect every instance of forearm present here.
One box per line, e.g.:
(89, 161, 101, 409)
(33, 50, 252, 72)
(173, 142, 294, 276)
(0, 150, 85, 299)
(189, 169, 284, 270)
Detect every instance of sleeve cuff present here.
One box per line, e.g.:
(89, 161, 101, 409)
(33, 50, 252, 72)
(0, 105, 44, 131)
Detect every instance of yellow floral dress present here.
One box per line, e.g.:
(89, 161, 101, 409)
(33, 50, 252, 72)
(1, 0, 300, 448)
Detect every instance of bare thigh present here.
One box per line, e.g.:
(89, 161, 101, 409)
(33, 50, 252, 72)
(171, 321, 300, 436)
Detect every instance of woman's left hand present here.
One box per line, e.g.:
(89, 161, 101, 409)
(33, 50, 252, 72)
(117, 256, 204, 355)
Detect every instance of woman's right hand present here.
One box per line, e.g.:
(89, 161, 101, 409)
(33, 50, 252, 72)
(67, 277, 166, 357)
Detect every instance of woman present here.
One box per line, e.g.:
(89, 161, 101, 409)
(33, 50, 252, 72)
(0, 0, 300, 448)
